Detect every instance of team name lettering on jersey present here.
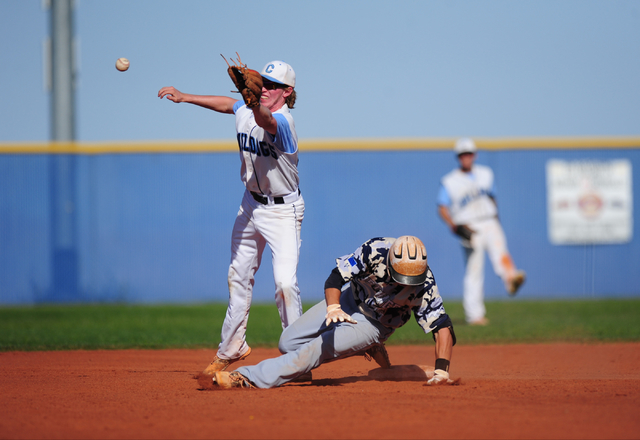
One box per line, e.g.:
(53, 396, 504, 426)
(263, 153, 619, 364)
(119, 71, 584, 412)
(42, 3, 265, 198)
(237, 133, 278, 159)
(459, 187, 492, 208)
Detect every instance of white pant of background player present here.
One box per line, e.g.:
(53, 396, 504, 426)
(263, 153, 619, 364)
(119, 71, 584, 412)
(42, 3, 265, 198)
(218, 189, 305, 360)
(462, 217, 517, 323)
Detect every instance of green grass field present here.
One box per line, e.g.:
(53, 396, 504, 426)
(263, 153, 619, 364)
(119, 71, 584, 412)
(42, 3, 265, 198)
(1, 299, 639, 351)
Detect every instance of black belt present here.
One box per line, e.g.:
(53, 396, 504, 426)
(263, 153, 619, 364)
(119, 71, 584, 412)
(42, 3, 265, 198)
(251, 189, 300, 205)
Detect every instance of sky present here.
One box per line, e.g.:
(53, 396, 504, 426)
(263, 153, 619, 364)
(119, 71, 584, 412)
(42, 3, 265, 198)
(1, 0, 639, 142)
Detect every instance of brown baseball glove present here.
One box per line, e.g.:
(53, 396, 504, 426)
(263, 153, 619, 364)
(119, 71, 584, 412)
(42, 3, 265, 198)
(221, 52, 263, 108)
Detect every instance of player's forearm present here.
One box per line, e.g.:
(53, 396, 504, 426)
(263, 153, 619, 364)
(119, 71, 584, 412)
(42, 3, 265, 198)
(185, 95, 237, 114)
(158, 86, 237, 113)
(251, 104, 278, 134)
(437, 205, 456, 231)
(324, 287, 341, 307)
(434, 327, 453, 361)
(427, 328, 454, 385)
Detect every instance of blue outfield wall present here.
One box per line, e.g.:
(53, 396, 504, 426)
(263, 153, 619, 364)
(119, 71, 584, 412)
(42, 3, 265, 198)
(0, 140, 639, 305)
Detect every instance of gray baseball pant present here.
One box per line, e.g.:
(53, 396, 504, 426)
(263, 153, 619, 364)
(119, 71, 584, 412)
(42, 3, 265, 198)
(235, 287, 394, 388)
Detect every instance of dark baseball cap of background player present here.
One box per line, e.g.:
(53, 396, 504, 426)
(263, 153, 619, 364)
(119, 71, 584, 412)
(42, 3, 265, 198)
(454, 137, 477, 172)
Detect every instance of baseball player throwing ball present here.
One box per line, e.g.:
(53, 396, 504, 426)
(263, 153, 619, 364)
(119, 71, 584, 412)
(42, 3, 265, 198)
(437, 138, 525, 326)
(158, 56, 304, 374)
(208, 236, 457, 389)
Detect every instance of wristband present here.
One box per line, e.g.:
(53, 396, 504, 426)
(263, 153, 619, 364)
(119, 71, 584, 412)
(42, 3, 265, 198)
(434, 358, 450, 372)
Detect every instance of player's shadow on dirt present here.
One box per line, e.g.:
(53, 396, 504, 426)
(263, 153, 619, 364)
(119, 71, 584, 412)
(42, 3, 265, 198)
(290, 365, 433, 387)
(290, 376, 373, 387)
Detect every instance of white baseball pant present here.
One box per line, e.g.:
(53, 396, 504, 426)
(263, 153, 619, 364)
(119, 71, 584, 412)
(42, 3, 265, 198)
(462, 217, 517, 323)
(217, 189, 304, 360)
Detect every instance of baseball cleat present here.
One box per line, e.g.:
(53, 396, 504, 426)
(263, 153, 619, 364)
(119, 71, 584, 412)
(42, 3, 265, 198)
(468, 317, 490, 326)
(202, 346, 252, 375)
(507, 270, 526, 296)
(364, 343, 391, 369)
(213, 371, 255, 389)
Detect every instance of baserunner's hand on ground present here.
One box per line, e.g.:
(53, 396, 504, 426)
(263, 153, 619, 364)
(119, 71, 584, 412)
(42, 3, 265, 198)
(325, 304, 357, 326)
(427, 369, 454, 385)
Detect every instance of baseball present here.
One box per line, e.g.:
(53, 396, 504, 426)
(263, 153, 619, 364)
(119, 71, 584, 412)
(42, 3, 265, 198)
(115, 57, 130, 72)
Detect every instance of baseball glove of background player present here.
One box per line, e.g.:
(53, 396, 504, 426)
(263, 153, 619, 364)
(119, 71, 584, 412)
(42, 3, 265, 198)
(221, 53, 263, 108)
(454, 224, 474, 241)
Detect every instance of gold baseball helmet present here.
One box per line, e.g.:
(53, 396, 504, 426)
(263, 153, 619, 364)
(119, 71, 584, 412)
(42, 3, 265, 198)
(388, 236, 428, 285)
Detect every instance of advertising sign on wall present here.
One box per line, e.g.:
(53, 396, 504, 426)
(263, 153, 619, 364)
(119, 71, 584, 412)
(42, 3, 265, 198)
(546, 159, 633, 244)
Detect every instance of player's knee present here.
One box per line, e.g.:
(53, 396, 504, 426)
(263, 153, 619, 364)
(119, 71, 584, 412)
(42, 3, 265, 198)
(275, 279, 299, 300)
(278, 328, 296, 354)
(227, 265, 246, 287)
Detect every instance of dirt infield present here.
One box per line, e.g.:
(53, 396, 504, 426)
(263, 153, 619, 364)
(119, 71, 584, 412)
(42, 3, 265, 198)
(1, 343, 639, 439)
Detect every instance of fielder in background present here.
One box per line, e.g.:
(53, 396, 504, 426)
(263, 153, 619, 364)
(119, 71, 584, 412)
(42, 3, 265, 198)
(437, 138, 526, 326)
(209, 236, 457, 389)
(158, 57, 304, 374)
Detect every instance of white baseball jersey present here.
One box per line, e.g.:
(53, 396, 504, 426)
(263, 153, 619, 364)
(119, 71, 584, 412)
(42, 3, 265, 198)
(233, 101, 299, 196)
(438, 164, 497, 225)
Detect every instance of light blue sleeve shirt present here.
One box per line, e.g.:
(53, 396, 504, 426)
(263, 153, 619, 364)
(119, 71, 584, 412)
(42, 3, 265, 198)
(272, 114, 296, 154)
(436, 184, 450, 206)
(232, 100, 244, 113)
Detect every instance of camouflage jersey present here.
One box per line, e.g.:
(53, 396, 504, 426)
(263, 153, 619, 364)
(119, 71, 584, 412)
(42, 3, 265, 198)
(335, 237, 447, 333)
